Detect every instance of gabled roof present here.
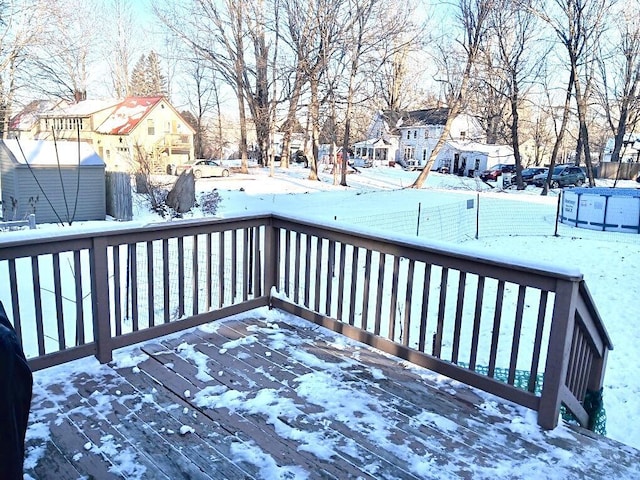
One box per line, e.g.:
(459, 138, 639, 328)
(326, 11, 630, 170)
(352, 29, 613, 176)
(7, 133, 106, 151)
(383, 107, 451, 130)
(9, 99, 65, 131)
(43, 99, 122, 118)
(96, 96, 164, 135)
(1, 139, 105, 166)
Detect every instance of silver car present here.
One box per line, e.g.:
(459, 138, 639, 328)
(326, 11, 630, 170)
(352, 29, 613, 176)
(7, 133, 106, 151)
(175, 159, 230, 178)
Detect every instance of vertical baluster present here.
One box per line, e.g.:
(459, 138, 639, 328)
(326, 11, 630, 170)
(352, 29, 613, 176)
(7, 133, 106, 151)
(348, 247, 360, 326)
(192, 235, 199, 315)
(433, 267, 449, 358)
(73, 250, 85, 345)
(52, 253, 66, 351)
(162, 239, 170, 323)
(147, 240, 155, 327)
(293, 232, 301, 304)
(243, 228, 250, 301)
(304, 235, 312, 307)
(451, 271, 466, 362)
(361, 249, 373, 331)
(418, 264, 432, 353)
(219, 231, 226, 308)
(402, 259, 415, 346)
(487, 280, 505, 377)
(231, 230, 238, 302)
(130, 243, 139, 331)
(113, 246, 123, 335)
(469, 276, 485, 370)
(32, 256, 45, 355)
(508, 285, 527, 384)
(206, 233, 212, 311)
(388, 256, 400, 340)
(325, 240, 336, 316)
(336, 243, 346, 321)
(284, 230, 291, 297)
(528, 291, 548, 393)
(8, 259, 22, 345)
(254, 227, 262, 297)
(374, 253, 386, 336)
(314, 237, 323, 312)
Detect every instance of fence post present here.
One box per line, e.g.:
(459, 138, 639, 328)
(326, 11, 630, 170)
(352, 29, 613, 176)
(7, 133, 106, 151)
(538, 279, 578, 429)
(554, 191, 562, 237)
(90, 236, 113, 363)
(475, 193, 480, 240)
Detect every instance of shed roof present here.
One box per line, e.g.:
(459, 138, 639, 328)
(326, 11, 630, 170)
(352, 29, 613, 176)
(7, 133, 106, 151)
(96, 96, 164, 135)
(2, 139, 105, 166)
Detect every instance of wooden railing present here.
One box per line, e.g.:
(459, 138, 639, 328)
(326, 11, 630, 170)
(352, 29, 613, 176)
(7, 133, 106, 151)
(0, 214, 612, 430)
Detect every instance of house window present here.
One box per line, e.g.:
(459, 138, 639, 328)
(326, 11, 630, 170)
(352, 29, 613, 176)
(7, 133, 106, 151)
(460, 131, 466, 140)
(406, 131, 410, 139)
(403, 147, 414, 160)
(413, 130, 417, 139)
(147, 119, 155, 135)
(422, 150, 427, 162)
(424, 129, 428, 139)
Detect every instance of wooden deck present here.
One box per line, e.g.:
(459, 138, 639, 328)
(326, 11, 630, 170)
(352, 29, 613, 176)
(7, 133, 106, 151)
(25, 312, 640, 479)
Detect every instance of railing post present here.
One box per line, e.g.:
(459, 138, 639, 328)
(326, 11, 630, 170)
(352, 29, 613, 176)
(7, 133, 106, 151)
(90, 236, 113, 363)
(263, 218, 279, 303)
(538, 279, 578, 429)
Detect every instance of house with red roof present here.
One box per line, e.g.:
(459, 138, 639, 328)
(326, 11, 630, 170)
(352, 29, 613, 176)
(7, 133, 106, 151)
(9, 97, 195, 173)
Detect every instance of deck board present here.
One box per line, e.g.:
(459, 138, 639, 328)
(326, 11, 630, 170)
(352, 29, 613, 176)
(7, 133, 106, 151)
(25, 314, 640, 480)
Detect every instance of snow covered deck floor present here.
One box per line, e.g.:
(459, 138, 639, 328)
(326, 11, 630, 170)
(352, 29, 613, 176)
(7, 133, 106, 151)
(26, 312, 640, 479)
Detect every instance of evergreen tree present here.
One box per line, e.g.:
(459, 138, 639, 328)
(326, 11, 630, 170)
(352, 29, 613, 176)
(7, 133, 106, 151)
(129, 51, 167, 97)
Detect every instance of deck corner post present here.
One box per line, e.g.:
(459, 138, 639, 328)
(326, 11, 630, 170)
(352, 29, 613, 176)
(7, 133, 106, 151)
(263, 218, 279, 302)
(538, 279, 578, 430)
(90, 236, 113, 364)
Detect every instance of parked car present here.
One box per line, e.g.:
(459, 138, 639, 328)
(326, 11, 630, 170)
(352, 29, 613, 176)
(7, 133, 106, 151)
(479, 163, 516, 181)
(174, 159, 230, 179)
(533, 165, 585, 188)
(520, 167, 548, 185)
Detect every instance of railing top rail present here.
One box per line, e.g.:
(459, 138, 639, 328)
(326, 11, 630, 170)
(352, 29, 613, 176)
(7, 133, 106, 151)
(0, 213, 273, 250)
(270, 214, 584, 283)
(579, 280, 613, 350)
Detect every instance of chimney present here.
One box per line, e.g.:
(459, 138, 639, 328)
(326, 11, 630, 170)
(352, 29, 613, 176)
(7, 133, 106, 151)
(74, 90, 87, 103)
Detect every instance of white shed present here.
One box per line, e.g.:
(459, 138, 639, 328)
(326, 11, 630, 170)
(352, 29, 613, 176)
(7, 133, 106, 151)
(0, 139, 106, 224)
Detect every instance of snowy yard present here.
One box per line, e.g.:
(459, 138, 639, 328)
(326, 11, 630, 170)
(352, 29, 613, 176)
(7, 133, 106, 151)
(3, 164, 640, 466)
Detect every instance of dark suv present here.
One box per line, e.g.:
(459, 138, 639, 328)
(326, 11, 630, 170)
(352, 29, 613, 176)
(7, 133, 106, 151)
(480, 163, 516, 181)
(533, 165, 585, 188)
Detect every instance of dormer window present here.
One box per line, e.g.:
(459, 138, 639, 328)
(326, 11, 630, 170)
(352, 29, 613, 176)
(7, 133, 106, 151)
(460, 131, 466, 140)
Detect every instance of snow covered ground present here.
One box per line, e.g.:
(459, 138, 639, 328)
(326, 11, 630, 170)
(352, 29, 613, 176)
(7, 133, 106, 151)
(10, 163, 640, 457)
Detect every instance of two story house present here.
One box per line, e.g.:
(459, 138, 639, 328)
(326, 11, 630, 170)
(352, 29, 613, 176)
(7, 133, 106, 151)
(9, 97, 195, 173)
(355, 108, 516, 175)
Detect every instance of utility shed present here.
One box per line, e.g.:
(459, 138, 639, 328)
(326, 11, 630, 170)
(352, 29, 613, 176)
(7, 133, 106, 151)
(0, 139, 106, 224)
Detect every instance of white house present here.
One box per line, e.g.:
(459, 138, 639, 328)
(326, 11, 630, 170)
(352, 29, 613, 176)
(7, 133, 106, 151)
(356, 108, 485, 167)
(601, 135, 640, 163)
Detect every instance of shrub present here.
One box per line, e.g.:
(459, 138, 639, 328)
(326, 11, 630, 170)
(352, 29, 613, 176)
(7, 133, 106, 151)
(198, 190, 222, 216)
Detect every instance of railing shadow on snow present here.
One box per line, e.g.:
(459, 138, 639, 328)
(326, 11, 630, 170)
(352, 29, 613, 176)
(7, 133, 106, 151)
(0, 213, 612, 431)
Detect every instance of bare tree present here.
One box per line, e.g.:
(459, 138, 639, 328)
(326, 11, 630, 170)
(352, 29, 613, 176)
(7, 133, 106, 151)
(25, 0, 101, 101)
(536, 0, 612, 189)
(411, 0, 492, 188)
(0, 0, 47, 137)
(597, 4, 640, 166)
(488, 0, 543, 189)
(102, 0, 137, 98)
